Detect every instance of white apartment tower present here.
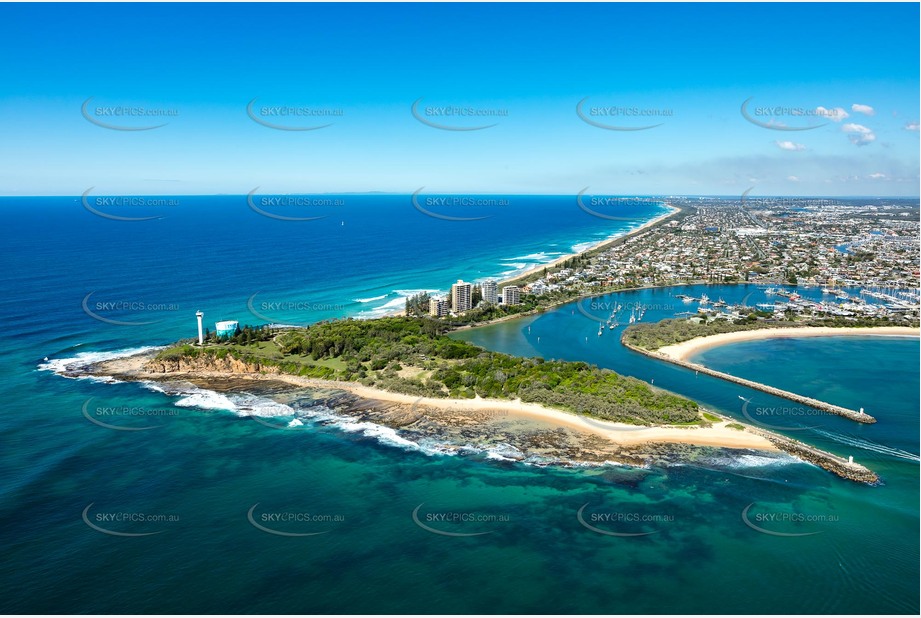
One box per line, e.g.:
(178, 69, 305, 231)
(501, 285, 521, 306)
(481, 280, 498, 305)
(451, 279, 472, 312)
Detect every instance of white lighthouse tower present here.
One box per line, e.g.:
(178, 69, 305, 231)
(196, 310, 204, 345)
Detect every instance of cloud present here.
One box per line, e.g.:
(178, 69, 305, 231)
(842, 123, 873, 134)
(842, 123, 875, 146)
(905, 121, 920, 131)
(816, 106, 849, 122)
(787, 175, 800, 182)
(851, 104, 875, 116)
(868, 172, 887, 179)
(775, 140, 805, 151)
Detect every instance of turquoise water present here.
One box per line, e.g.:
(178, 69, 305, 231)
(454, 286, 919, 613)
(693, 336, 921, 459)
(0, 199, 917, 613)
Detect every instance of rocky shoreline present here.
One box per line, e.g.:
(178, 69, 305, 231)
(84, 353, 719, 470)
(75, 349, 881, 484)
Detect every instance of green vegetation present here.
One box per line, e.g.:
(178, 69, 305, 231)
(156, 316, 699, 425)
(623, 315, 915, 351)
(702, 412, 721, 422)
(726, 423, 746, 431)
(204, 324, 275, 345)
(404, 291, 433, 317)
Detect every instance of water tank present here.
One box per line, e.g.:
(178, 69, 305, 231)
(215, 320, 239, 338)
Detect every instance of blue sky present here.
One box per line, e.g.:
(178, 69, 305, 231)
(0, 2, 918, 196)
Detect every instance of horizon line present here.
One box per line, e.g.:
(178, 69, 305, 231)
(2, 193, 919, 200)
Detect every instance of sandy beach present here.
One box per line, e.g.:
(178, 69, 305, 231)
(94, 351, 776, 452)
(658, 326, 920, 362)
(498, 204, 680, 288)
(270, 375, 776, 450)
(389, 203, 682, 319)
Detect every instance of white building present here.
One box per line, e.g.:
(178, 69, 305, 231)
(501, 285, 521, 306)
(215, 320, 239, 338)
(451, 279, 472, 312)
(481, 280, 498, 304)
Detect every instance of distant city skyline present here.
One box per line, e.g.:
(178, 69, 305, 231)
(1, 3, 918, 197)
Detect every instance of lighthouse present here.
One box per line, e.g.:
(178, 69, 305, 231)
(196, 310, 204, 345)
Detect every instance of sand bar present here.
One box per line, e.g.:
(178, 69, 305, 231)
(658, 326, 919, 363)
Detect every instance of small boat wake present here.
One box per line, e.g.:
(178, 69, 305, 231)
(811, 428, 920, 463)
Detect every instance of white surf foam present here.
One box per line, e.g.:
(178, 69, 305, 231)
(698, 452, 799, 469)
(392, 288, 442, 297)
(37, 346, 164, 378)
(174, 390, 240, 412)
(356, 289, 443, 319)
(158, 382, 456, 456)
(506, 251, 564, 263)
(354, 294, 388, 303)
(140, 381, 167, 394)
(571, 241, 598, 254)
(484, 442, 526, 461)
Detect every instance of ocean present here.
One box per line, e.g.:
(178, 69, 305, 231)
(0, 196, 917, 614)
